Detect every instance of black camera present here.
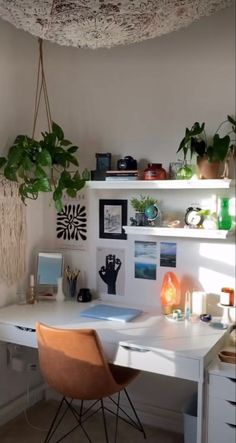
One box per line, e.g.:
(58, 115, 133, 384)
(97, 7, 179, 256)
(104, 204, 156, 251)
(117, 156, 137, 170)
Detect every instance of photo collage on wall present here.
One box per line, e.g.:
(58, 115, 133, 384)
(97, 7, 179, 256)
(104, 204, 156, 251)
(55, 193, 87, 251)
(134, 241, 177, 280)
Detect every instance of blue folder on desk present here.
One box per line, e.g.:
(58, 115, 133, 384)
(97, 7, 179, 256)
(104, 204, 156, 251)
(80, 304, 142, 323)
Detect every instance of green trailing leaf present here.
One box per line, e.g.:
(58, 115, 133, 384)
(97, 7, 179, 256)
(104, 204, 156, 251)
(82, 168, 91, 180)
(4, 165, 18, 181)
(35, 165, 48, 179)
(66, 188, 77, 198)
(60, 139, 72, 146)
(37, 149, 52, 166)
(52, 122, 64, 141)
(0, 157, 7, 168)
(67, 145, 78, 154)
(53, 186, 63, 202)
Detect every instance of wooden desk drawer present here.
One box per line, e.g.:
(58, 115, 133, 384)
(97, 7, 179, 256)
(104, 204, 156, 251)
(114, 343, 200, 381)
(208, 419, 236, 443)
(209, 374, 236, 401)
(0, 323, 37, 348)
(208, 396, 236, 425)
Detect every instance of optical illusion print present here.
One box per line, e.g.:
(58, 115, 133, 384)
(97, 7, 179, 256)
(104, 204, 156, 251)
(56, 194, 87, 250)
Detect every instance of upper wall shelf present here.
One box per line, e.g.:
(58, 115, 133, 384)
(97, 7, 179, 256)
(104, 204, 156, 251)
(123, 226, 230, 240)
(86, 179, 233, 190)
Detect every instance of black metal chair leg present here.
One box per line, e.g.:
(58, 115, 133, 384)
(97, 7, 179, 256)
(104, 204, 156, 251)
(114, 392, 120, 443)
(44, 397, 65, 443)
(124, 388, 147, 439)
(101, 399, 109, 443)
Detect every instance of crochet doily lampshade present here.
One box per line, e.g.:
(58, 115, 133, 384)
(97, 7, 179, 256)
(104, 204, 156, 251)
(0, 1, 233, 48)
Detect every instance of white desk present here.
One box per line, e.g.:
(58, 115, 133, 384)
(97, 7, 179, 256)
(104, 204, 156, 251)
(0, 300, 227, 443)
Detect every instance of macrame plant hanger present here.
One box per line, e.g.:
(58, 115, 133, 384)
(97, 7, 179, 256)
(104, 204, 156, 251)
(0, 40, 50, 286)
(32, 38, 52, 138)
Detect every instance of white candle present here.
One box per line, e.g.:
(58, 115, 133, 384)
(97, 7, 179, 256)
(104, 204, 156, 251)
(191, 291, 207, 315)
(30, 274, 35, 287)
(220, 291, 230, 306)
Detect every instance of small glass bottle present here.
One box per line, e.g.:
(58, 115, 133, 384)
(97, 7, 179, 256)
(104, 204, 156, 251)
(27, 274, 36, 304)
(218, 197, 232, 230)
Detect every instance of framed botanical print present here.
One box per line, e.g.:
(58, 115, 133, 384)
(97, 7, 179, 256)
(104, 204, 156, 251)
(99, 199, 127, 240)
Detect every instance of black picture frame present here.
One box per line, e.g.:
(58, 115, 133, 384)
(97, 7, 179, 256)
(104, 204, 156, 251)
(99, 199, 127, 240)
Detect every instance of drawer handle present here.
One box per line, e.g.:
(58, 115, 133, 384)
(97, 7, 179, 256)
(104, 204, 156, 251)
(120, 345, 150, 353)
(15, 325, 35, 332)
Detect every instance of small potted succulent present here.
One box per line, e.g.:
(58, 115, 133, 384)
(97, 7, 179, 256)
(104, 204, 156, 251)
(176, 115, 236, 179)
(130, 195, 158, 226)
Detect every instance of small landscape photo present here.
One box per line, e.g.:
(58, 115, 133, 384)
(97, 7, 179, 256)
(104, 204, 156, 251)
(134, 241, 157, 260)
(104, 204, 122, 234)
(134, 262, 156, 280)
(160, 242, 177, 267)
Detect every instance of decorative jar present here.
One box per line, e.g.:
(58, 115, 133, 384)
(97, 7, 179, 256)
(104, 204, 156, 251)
(144, 163, 167, 180)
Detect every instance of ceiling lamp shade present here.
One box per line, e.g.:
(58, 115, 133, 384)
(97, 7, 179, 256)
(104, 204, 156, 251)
(0, 0, 233, 49)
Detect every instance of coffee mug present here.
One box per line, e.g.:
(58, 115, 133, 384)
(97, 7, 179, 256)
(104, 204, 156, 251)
(77, 288, 92, 303)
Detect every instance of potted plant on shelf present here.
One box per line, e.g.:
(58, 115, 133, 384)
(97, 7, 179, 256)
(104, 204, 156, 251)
(130, 195, 158, 226)
(176, 115, 236, 179)
(0, 122, 89, 211)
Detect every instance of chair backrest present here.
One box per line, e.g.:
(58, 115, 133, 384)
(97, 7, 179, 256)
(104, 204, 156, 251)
(36, 323, 120, 400)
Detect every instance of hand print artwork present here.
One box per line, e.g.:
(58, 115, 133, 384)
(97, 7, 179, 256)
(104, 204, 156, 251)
(56, 194, 87, 251)
(97, 248, 125, 296)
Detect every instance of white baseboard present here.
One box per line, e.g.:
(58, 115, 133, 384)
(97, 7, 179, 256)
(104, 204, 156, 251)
(46, 388, 183, 434)
(0, 384, 45, 426)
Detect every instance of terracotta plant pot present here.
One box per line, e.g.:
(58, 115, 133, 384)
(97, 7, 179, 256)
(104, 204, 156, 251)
(197, 156, 221, 179)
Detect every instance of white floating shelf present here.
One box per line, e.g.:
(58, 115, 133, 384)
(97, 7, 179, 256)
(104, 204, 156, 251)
(86, 179, 232, 190)
(123, 226, 230, 239)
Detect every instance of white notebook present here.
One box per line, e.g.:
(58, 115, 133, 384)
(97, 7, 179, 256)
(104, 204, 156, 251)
(80, 304, 142, 323)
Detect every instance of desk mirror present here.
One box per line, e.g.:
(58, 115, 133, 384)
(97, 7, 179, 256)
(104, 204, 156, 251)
(36, 252, 64, 291)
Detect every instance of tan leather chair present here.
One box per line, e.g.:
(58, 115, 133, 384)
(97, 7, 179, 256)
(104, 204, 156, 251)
(36, 322, 146, 442)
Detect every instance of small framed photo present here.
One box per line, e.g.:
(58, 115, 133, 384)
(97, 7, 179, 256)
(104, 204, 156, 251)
(99, 199, 127, 240)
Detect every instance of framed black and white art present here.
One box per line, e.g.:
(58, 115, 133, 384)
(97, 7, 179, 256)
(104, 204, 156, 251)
(99, 199, 127, 240)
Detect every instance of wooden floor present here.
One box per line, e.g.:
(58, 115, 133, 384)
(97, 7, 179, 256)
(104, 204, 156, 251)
(0, 400, 184, 442)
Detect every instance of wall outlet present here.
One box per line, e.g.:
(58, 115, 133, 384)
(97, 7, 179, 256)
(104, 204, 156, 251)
(11, 357, 25, 372)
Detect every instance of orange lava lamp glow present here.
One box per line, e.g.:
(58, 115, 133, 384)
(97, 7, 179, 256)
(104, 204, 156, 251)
(160, 272, 181, 315)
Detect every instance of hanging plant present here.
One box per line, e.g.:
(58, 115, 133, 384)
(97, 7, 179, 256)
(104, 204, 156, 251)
(0, 39, 88, 211)
(0, 122, 88, 211)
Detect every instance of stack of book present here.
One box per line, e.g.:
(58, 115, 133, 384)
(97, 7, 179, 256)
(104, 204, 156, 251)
(105, 170, 139, 181)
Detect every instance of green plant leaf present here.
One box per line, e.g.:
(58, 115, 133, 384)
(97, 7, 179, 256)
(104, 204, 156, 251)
(53, 186, 63, 202)
(0, 157, 7, 168)
(35, 165, 47, 179)
(66, 188, 77, 198)
(227, 115, 236, 133)
(4, 165, 18, 181)
(60, 139, 72, 146)
(59, 170, 73, 188)
(7, 146, 22, 165)
(67, 145, 78, 154)
(65, 153, 79, 166)
(55, 198, 63, 212)
(37, 149, 52, 166)
(82, 168, 91, 180)
(34, 178, 52, 192)
(52, 122, 64, 140)
(22, 156, 34, 171)
(208, 134, 230, 162)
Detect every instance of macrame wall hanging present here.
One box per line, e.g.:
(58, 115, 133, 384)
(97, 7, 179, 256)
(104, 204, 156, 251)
(0, 1, 233, 49)
(0, 178, 26, 285)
